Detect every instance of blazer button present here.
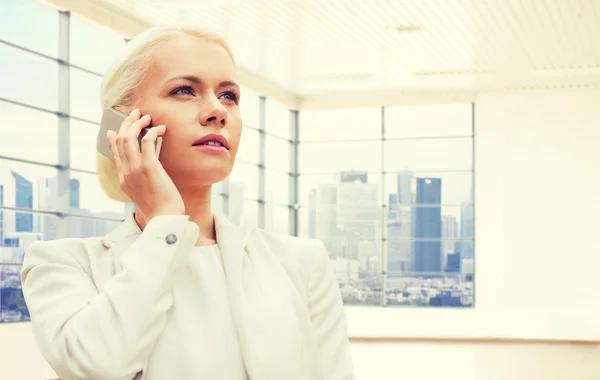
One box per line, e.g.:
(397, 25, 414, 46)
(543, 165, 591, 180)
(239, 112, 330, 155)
(165, 234, 178, 245)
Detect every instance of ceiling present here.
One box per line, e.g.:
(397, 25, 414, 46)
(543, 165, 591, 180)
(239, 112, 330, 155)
(40, 0, 600, 108)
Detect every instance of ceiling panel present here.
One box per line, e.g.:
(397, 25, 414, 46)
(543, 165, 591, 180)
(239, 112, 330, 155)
(65, 0, 600, 100)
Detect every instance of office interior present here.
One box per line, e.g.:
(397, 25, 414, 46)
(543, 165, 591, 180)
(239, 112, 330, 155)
(0, 0, 599, 379)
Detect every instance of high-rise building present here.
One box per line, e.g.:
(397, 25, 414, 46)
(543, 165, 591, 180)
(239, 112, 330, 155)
(0, 170, 34, 239)
(338, 171, 379, 265)
(11, 171, 33, 233)
(413, 177, 442, 274)
(460, 201, 474, 260)
(340, 171, 368, 184)
(38, 177, 81, 240)
(442, 215, 459, 268)
(396, 171, 415, 205)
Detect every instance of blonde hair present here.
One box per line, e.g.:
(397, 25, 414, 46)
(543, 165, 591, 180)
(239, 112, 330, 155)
(97, 26, 235, 202)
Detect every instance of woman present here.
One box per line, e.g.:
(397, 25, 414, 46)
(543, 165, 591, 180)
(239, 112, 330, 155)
(21, 26, 354, 380)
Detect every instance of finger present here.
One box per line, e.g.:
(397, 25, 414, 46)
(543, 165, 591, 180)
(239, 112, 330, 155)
(120, 108, 141, 135)
(141, 125, 166, 162)
(115, 131, 130, 170)
(123, 114, 151, 168)
(107, 130, 124, 176)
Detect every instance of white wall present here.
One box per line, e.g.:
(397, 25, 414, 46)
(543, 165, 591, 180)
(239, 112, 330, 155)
(1, 88, 599, 379)
(345, 87, 600, 341)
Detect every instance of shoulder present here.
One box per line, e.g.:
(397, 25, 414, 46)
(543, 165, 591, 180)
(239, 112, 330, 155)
(21, 236, 105, 280)
(252, 228, 329, 276)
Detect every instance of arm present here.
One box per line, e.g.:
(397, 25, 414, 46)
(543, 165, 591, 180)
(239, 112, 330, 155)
(308, 239, 355, 380)
(21, 215, 198, 380)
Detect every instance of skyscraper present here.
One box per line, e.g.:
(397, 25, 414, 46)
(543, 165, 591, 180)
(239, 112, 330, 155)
(413, 177, 442, 274)
(396, 171, 414, 205)
(460, 201, 474, 260)
(11, 171, 33, 233)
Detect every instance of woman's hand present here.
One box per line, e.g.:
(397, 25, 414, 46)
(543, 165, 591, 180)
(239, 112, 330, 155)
(107, 108, 185, 220)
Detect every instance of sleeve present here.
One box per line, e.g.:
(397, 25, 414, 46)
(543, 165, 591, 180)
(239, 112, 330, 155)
(307, 239, 355, 380)
(20, 215, 199, 380)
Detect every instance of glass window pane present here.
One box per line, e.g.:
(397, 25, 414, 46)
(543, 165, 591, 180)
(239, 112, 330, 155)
(265, 136, 291, 172)
(297, 206, 310, 238)
(70, 119, 99, 172)
(298, 202, 382, 246)
(212, 180, 225, 195)
(211, 193, 225, 214)
(299, 108, 381, 141)
(265, 203, 290, 235)
(69, 15, 126, 74)
(70, 68, 102, 122)
(0, 263, 30, 322)
(237, 127, 260, 164)
(0, 0, 59, 57)
(299, 172, 383, 206)
(70, 171, 127, 217)
(0, 102, 59, 165)
(0, 209, 49, 256)
(383, 138, 473, 172)
(240, 87, 260, 129)
(265, 99, 290, 139)
(0, 159, 60, 212)
(385, 104, 473, 138)
(383, 171, 473, 206)
(386, 205, 470, 273)
(66, 215, 122, 240)
(0, 44, 58, 110)
(228, 162, 259, 200)
(232, 199, 258, 228)
(265, 169, 290, 205)
(386, 273, 473, 307)
(341, 271, 382, 306)
(299, 141, 381, 173)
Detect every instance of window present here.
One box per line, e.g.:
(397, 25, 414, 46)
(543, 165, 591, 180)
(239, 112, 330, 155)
(265, 99, 291, 139)
(0, 0, 59, 58)
(265, 204, 291, 235)
(67, 214, 123, 239)
(265, 136, 291, 172)
(237, 127, 260, 164)
(70, 171, 128, 218)
(228, 162, 259, 200)
(239, 87, 260, 129)
(299, 108, 381, 141)
(69, 15, 126, 74)
(0, 102, 59, 165)
(0, 159, 60, 212)
(70, 68, 103, 122)
(70, 119, 101, 173)
(299, 141, 382, 173)
(299, 105, 474, 308)
(0, 43, 58, 110)
(265, 169, 291, 205)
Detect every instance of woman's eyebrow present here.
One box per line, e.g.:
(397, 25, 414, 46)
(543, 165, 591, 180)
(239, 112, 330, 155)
(164, 75, 239, 90)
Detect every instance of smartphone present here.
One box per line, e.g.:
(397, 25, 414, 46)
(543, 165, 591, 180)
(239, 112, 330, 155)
(96, 108, 163, 160)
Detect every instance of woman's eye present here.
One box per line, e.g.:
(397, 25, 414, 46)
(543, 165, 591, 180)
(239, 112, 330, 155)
(172, 86, 195, 96)
(220, 91, 239, 103)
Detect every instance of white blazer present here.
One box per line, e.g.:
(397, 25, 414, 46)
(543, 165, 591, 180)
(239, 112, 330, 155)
(21, 213, 355, 380)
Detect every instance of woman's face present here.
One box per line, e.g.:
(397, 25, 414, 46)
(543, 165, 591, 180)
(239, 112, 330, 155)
(132, 34, 242, 188)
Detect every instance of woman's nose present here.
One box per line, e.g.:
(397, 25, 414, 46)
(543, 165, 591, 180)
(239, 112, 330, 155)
(201, 96, 228, 127)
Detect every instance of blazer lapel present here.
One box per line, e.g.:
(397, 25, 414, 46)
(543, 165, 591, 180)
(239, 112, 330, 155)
(215, 213, 315, 380)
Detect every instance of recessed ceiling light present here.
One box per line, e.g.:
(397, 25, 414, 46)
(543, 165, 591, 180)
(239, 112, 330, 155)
(385, 24, 422, 33)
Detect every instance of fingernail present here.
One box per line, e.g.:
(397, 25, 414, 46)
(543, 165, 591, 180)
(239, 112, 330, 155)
(131, 108, 140, 116)
(143, 114, 151, 120)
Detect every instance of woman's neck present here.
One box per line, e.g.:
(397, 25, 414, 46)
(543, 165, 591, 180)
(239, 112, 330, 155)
(133, 185, 216, 246)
